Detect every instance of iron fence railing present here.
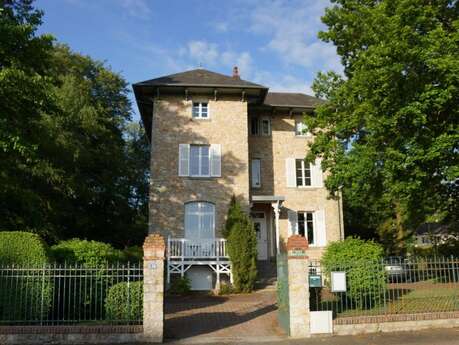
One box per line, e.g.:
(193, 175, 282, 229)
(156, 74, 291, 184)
(0, 263, 143, 326)
(309, 257, 459, 319)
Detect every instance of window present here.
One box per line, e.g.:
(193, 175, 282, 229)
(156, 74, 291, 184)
(192, 102, 209, 119)
(295, 159, 311, 186)
(190, 145, 210, 177)
(185, 202, 215, 239)
(250, 117, 271, 136)
(298, 211, 314, 245)
(295, 120, 309, 136)
(251, 159, 261, 188)
(178, 144, 221, 177)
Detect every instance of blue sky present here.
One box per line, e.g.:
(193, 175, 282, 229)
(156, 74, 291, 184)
(36, 0, 341, 119)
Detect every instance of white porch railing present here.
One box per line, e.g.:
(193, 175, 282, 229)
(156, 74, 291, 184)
(167, 237, 229, 260)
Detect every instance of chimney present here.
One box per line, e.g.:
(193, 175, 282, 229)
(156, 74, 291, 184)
(232, 66, 240, 79)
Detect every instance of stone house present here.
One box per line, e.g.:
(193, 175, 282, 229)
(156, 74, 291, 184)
(133, 67, 344, 290)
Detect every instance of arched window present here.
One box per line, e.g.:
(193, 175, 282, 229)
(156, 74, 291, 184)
(184, 202, 215, 239)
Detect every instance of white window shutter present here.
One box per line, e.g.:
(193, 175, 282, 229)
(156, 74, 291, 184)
(287, 210, 298, 236)
(285, 158, 296, 187)
(311, 158, 324, 187)
(210, 144, 221, 177)
(178, 144, 190, 176)
(315, 209, 327, 247)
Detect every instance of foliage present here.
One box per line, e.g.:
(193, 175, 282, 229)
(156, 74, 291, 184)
(218, 282, 234, 295)
(321, 237, 385, 309)
(225, 197, 258, 293)
(0, 231, 52, 321)
(0, 1, 149, 246)
(0, 231, 48, 265)
(123, 246, 143, 262)
(105, 281, 143, 322)
(49, 239, 125, 267)
(168, 276, 191, 295)
(306, 0, 459, 254)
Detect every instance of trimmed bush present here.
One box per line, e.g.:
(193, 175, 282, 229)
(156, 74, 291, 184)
(0, 231, 48, 265)
(224, 197, 257, 293)
(321, 237, 385, 309)
(49, 239, 125, 267)
(0, 231, 51, 322)
(105, 281, 143, 322)
(169, 276, 191, 295)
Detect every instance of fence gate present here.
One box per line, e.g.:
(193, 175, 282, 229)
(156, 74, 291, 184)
(276, 253, 289, 335)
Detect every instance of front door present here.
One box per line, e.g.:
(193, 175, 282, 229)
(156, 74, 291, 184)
(252, 213, 268, 260)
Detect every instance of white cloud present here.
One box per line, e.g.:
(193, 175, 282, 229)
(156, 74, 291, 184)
(181, 40, 254, 78)
(214, 21, 229, 32)
(248, 0, 342, 73)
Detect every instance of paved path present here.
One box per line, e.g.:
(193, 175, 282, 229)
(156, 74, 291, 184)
(164, 290, 284, 342)
(165, 327, 459, 344)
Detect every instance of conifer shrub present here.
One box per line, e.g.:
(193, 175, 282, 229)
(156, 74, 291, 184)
(224, 197, 257, 293)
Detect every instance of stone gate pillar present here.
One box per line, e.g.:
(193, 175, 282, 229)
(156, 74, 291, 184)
(143, 234, 165, 343)
(287, 235, 311, 338)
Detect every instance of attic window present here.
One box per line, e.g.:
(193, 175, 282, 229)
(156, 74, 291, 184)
(250, 116, 271, 136)
(192, 102, 209, 119)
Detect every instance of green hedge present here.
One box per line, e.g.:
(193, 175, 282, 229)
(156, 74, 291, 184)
(0, 231, 51, 321)
(321, 237, 385, 309)
(105, 281, 143, 322)
(0, 231, 48, 265)
(49, 239, 125, 267)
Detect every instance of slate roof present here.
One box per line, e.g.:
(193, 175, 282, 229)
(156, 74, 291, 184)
(264, 92, 325, 108)
(134, 68, 267, 89)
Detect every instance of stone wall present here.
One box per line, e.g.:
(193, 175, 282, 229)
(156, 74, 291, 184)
(149, 95, 250, 238)
(249, 112, 343, 259)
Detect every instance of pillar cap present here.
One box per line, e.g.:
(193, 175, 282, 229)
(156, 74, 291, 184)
(143, 233, 165, 260)
(287, 235, 308, 259)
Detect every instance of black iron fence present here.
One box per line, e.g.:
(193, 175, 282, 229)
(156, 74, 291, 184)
(309, 257, 459, 318)
(0, 263, 143, 325)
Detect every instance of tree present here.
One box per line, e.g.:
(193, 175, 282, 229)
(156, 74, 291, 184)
(0, 1, 149, 246)
(224, 197, 258, 293)
(306, 0, 459, 254)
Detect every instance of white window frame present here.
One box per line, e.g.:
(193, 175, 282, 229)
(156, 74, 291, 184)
(298, 211, 315, 245)
(295, 120, 310, 137)
(190, 145, 210, 177)
(192, 102, 210, 119)
(184, 201, 215, 239)
(295, 159, 312, 187)
(251, 158, 261, 188)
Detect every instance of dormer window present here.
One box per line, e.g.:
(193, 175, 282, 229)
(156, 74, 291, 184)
(192, 102, 209, 119)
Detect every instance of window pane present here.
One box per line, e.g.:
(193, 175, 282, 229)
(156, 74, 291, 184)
(192, 103, 200, 117)
(185, 213, 199, 239)
(200, 146, 210, 175)
(251, 117, 259, 135)
(298, 212, 305, 237)
(201, 214, 214, 239)
(262, 119, 270, 135)
(306, 212, 314, 244)
(296, 159, 303, 186)
(190, 145, 200, 175)
(201, 103, 208, 118)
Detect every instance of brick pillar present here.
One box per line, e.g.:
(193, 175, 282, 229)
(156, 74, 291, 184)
(143, 234, 165, 343)
(286, 235, 311, 338)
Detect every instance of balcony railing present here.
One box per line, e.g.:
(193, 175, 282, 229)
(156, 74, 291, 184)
(167, 237, 228, 260)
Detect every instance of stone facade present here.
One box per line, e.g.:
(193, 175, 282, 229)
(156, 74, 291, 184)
(249, 112, 343, 259)
(149, 95, 250, 238)
(149, 93, 343, 259)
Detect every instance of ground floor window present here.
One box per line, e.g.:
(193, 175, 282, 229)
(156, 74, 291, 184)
(184, 201, 215, 239)
(298, 211, 314, 245)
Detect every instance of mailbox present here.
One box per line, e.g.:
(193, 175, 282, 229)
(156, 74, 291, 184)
(309, 274, 322, 288)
